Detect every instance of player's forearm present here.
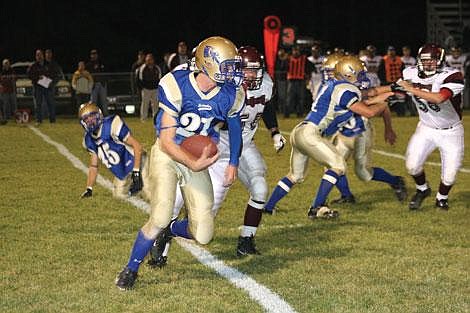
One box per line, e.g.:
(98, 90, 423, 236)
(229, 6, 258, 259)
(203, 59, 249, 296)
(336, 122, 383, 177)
(227, 116, 242, 166)
(381, 105, 393, 131)
(355, 102, 387, 119)
(406, 88, 446, 104)
(366, 85, 392, 97)
(159, 133, 195, 168)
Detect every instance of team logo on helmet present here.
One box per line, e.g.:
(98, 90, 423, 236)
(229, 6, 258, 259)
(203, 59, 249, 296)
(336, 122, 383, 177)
(203, 45, 220, 65)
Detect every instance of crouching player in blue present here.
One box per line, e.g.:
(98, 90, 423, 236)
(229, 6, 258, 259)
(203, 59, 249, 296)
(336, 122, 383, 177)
(79, 102, 149, 200)
(264, 56, 395, 219)
(115, 36, 245, 290)
(320, 55, 407, 205)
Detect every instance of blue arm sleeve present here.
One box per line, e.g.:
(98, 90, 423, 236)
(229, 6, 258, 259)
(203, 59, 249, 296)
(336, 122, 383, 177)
(227, 115, 243, 166)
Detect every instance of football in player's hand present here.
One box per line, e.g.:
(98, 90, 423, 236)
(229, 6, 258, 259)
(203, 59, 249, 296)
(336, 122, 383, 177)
(180, 135, 218, 158)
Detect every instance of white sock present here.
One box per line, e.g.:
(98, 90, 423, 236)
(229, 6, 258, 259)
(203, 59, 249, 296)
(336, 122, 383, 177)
(436, 192, 448, 200)
(241, 226, 257, 238)
(416, 183, 429, 191)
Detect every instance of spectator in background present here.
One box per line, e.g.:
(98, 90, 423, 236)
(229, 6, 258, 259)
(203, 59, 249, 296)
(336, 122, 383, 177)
(71, 61, 93, 106)
(0, 59, 17, 121)
(274, 48, 289, 115)
(159, 52, 171, 76)
(168, 41, 191, 71)
(401, 46, 417, 116)
(360, 45, 382, 87)
(307, 44, 324, 101)
(130, 50, 145, 97)
(379, 46, 405, 116)
(135, 53, 161, 121)
(44, 49, 61, 118)
(86, 49, 108, 115)
(286, 45, 312, 118)
(445, 46, 468, 109)
(401, 46, 416, 68)
(28, 49, 56, 125)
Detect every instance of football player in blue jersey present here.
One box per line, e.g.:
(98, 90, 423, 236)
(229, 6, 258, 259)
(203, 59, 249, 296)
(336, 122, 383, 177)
(319, 55, 408, 204)
(264, 55, 395, 219)
(147, 46, 287, 267)
(115, 36, 245, 290)
(79, 102, 149, 200)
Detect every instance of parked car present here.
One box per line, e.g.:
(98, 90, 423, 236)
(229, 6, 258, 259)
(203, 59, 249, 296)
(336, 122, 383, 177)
(106, 72, 139, 116)
(12, 61, 74, 114)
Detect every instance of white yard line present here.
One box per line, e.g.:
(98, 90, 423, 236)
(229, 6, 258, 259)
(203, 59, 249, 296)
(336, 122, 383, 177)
(29, 126, 297, 313)
(276, 130, 470, 174)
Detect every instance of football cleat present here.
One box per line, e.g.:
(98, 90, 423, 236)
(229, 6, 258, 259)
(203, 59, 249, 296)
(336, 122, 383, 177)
(148, 224, 174, 268)
(115, 267, 138, 291)
(308, 206, 339, 220)
(236, 235, 260, 257)
(409, 188, 431, 210)
(330, 195, 356, 204)
(435, 198, 449, 210)
(391, 176, 407, 202)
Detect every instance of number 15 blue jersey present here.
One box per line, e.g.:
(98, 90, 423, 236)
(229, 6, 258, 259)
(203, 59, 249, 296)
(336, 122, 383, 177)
(83, 115, 135, 180)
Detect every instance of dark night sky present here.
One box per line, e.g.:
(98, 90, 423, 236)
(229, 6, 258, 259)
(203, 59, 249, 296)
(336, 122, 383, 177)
(1, 0, 426, 73)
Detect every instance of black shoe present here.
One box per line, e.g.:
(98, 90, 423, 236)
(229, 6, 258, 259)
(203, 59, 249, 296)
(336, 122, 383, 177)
(435, 198, 449, 210)
(330, 195, 356, 204)
(307, 206, 339, 220)
(391, 176, 408, 202)
(115, 267, 138, 290)
(148, 223, 174, 268)
(236, 235, 260, 257)
(409, 188, 431, 210)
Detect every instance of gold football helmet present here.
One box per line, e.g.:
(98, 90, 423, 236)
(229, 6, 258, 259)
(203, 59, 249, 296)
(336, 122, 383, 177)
(194, 36, 243, 86)
(78, 102, 103, 132)
(321, 53, 343, 81)
(334, 55, 369, 88)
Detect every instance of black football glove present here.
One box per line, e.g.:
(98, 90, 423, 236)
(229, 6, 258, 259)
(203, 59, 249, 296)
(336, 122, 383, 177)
(80, 187, 93, 198)
(129, 170, 143, 195)
(390, 81, 406, 92)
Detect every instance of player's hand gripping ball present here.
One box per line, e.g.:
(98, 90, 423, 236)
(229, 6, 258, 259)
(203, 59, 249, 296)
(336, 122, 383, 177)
(180, 135, 218, 158)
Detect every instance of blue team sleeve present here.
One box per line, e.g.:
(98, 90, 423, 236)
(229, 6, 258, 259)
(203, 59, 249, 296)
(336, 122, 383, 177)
(227, 115, 243, 166)
(117, 122, 131, 142)
(339, 90, 360, 109)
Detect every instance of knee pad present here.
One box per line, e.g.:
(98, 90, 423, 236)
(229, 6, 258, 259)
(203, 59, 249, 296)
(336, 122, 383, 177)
(442, 172, 458, 186)
(406, 159, 423, 176)
(190, 213, 214, 245)
(249, 175, 268, 204)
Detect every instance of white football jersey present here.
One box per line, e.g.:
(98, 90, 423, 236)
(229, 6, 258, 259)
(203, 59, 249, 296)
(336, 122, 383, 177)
(403, 66, 464, 128)
(401, 55, 417, 68)
(307, 55, 324, 75)
(218, 72, 274, 151)
(445, 55, 467, 76)
(360, 55, 382, 73)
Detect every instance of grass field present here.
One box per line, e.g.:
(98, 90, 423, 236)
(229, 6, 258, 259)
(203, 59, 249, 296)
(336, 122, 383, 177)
(1, 113, 469, 313)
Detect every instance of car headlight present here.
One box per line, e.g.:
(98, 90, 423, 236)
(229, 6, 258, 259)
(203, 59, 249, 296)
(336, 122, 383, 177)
(107, 96, 117, 104)
(17, 87, 26, 94)
(125, 105, 135, 114)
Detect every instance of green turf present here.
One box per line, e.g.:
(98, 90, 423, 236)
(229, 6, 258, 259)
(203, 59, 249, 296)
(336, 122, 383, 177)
(1, 113, 469, 313)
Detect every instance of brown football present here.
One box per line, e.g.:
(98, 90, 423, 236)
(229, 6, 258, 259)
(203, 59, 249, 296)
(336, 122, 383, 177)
(180, 135, 218, 158)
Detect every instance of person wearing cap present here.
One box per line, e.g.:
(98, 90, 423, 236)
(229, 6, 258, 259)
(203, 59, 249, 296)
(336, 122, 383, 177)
(379, 46, 406, 115)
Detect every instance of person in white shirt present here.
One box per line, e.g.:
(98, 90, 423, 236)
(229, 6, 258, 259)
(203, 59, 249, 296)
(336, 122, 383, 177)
(401, 46, 417, 68)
